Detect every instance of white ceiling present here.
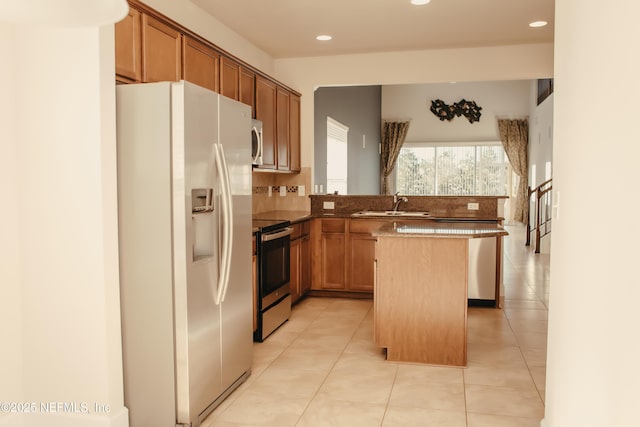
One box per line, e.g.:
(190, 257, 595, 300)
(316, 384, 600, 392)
(191, 0, 555, 59)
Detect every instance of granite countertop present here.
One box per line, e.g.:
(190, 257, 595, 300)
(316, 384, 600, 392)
(252, 210, 504, 223)
(373, 221, 509, 238)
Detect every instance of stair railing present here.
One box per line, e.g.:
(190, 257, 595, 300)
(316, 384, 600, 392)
(525, 178, 553, 253)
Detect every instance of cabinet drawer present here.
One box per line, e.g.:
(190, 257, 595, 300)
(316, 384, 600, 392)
(290, 223, 302, 240)
(300, 220, 310, 236)
(291, 220, 311, 240)
(349, 219, 387, 234)
(321, 219, 345, 233)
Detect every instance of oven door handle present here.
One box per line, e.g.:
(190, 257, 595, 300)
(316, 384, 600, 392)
(261, 227, 293, 242)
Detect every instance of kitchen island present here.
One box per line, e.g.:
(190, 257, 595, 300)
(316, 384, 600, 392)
(373, 221, 508, 367)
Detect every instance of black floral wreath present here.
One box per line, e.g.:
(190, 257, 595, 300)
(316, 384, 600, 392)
(430, 99, 482, 123)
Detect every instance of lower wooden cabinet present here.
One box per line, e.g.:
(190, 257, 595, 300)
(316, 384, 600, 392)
(311, 219, 347, 291)
(349, 234, 376, 291)
(311, 218, 396, 294)
(300, 235, 311, 295)
(290, 221, 311, 303)
(290, 238, 301, 302)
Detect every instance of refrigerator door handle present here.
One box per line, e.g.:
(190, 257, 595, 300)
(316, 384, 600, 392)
(214, 143, 234, 304)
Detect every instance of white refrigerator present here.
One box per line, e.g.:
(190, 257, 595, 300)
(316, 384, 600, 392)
(116, 81, 253, 427)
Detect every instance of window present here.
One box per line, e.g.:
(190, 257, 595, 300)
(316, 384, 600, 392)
(395, 142, 508, 196)
(326, 116, 348, 195)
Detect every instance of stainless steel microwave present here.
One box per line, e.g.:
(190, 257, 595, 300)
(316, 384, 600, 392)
(251, 119, 263, 166)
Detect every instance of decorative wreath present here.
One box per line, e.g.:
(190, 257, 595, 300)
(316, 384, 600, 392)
(430, 99, 482, 123)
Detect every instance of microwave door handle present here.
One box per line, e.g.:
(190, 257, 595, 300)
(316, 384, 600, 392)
(257, 127, 263, 165)
(251, 126, 258, 164)
(253, 126, 263, 166)
(217, 143, 234, 303)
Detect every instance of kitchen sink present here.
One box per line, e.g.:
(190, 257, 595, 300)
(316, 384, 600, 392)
(351, 211, 430, 218)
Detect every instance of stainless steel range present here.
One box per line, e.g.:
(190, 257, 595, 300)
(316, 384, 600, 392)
(252, 219, 293, 341)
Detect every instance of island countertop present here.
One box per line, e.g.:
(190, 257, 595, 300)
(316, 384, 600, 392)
(373, 220, 509, 239)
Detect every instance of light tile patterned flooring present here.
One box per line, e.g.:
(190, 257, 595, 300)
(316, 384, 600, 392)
(204, 223, 550, 426)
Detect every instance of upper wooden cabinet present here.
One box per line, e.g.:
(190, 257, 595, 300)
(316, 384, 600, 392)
(256, 76, 301, 172)
(276, 87, 290, 172)
(289, 94, 301, 172)
(182, 35, 219, 92)
(220, 56, 239, 100)
(115, 7, 142, 83)
(114, 1, 301, 172)
(220, 56, 255, 112)
(239, 67, 256, 115)
(255, 76, 277, 170)
(142, 14, 182, 82)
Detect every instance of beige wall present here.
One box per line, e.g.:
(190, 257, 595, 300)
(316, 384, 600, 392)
(0, 24, 23, 427)
(274, 43, 554, 178)
(1, 24, 127, 427)
(544, 1, 640, 426)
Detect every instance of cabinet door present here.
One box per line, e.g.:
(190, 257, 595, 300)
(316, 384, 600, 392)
(255, 76, 277, 169)
(289, 93, 301, 172)
(142, 14, 182, 82)
(239, 66, 256, 114)
(220, 56, 239, 100)
(276, 87, 290, 171)
(300, 235, 311, 294)
(182, 36, 218, 92)
(321, 233, 346, 290)
(115, 7, 142, 82)
(290, 238, 301, 303)
(318, 219, 347, 290)
(349, 234, 376, 291)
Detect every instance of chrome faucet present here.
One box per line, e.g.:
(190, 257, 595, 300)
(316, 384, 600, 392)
(392, 192, 408, 211)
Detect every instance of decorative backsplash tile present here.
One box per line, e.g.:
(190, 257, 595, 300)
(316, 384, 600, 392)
(251, 167, 312, 214)
(252, 186, 269, 194)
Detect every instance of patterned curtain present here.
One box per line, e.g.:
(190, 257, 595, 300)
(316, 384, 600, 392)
(498, 119, 529, 223)
(380, 121, 410, 194)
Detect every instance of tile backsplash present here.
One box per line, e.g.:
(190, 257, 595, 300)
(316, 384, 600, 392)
(252, 167, 311, 214)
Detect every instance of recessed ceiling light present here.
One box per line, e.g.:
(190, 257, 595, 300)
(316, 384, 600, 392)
(529, 21, 548, 28)
(411, 0, 431, 5)
(316, 35, 332, 41)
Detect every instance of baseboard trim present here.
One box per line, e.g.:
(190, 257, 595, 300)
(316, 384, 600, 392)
(307, 290, 373, 299)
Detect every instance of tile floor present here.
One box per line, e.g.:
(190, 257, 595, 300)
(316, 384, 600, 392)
(203, 223, 550, 426)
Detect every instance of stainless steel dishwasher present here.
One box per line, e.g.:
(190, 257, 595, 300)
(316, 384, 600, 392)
(467, 236, 498, 306)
